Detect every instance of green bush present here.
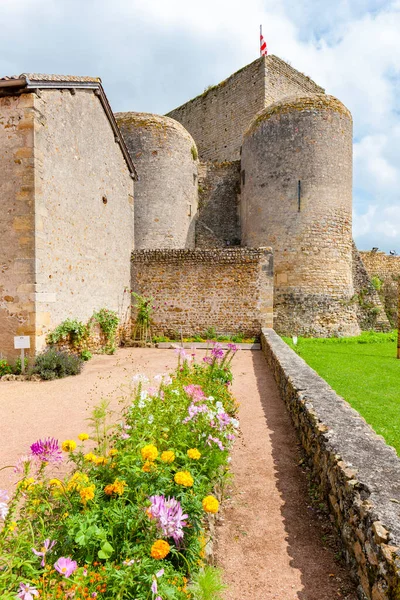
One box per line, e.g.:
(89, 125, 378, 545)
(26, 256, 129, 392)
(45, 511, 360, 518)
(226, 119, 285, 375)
(47, 319, 88, 347)
(0, 359, 12, 377)
(13, 356, 29, 375)
(80, 349, 92, 361)
(31, 349, 83, 380)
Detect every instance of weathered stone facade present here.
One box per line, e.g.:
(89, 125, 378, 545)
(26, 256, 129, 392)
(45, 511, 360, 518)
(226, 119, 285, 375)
(0, 79, 134, 360)
(167, 55, 324, 162)
(115, 112, 198, 249)
(131, 248, 273, 338)
(262, 328, 400, 600)
(352, 245, 390, 331)
(241, 95, 359, 336)
(196, 161, 241, 248)
(0, 94, 36, 360)
(360, 251, 400, 327)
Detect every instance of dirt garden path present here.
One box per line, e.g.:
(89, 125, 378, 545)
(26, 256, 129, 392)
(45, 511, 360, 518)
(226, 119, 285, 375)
(0, 348, 357, 599)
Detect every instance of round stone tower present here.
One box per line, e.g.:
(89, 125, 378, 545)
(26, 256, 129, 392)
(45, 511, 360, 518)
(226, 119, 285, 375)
(115, 112, 198, 249)
(241, 94, 359, 337)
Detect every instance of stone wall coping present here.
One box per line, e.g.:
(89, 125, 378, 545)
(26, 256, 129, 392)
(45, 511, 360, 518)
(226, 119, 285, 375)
(131, 247, 272, 264)
(156, 342, 261, 350)
(261, 328, 400, 547)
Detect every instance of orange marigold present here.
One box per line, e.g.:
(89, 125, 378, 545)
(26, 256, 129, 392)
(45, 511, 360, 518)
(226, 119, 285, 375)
(150, 540, 170, 560)
(174, 471, 194, 487)
(108, 448, 118, 457)
(160, 450, 175, 463)
(202, 495, 219, 513)
(142, 461, 155, 473)
(104, 479, 127, 496)
(80, 484, 95, 505)
(141, 444, 158, 462)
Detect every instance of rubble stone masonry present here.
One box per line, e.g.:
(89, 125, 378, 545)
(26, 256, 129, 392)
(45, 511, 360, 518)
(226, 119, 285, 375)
(131, 248, 273, 338)
(167, 56, 323, 162)
(0, 94, 36, 359)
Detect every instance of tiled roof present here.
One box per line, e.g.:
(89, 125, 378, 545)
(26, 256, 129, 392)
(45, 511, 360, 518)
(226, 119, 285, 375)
(0, 73, 101, 83)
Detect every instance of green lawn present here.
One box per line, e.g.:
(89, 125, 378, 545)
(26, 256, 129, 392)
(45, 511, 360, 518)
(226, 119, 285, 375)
(282, 331, 400, 455)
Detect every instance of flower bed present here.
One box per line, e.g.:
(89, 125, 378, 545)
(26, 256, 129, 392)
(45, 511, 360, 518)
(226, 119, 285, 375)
(0, 344, 239, 600)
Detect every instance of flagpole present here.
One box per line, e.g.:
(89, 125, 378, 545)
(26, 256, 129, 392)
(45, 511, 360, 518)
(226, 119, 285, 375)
(260, 24, 262, 57)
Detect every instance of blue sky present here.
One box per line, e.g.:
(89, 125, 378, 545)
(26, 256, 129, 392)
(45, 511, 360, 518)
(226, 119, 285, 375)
(1, 0, 399, 252)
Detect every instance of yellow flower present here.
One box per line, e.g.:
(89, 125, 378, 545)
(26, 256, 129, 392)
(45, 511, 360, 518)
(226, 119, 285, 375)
(49, 478, 63, 488)
(150, 540, 170, 560)
(78, 433, 89, 441)
(202, 495, 219, 514)
(187, 448, 201, 460)
(61, 440, 77, 452)
(141, 444, 158, 462)
(67, 472, 89, 491)
(19, 477, 35, 490)
(161, 450, 175, 463)
(93, 456, 108, 466)
(174, 471, 194, 487)
(104, 479, 127, 496)
(8, 521, 17, 532)
(108, 448, 118, 457)
(84, 452, 96, 462)
(80, 484, 95, 505)
(142, 460, 155, 473)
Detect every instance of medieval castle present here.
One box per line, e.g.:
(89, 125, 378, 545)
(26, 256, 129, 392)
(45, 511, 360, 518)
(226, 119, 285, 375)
(0, 55, 394, 360)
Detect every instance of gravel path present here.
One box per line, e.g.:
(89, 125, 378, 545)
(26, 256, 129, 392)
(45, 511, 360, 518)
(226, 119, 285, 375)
(0, 348, 357, 598)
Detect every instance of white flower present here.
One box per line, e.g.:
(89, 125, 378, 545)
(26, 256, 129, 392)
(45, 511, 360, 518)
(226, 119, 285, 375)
(132, 374, 149, 384)
(0, 490, 9, 520)
(148, 415, 154, 424)
(207, 396, 215, 402)
(171, 389, 179, 395)
(140, 390, 148, 401)
(231, 418, 240, 429)
(138, 400, 146, 409)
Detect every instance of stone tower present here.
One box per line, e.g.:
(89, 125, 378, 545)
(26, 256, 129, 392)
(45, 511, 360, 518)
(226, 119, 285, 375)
(241, 95, 359, 336)
(115, 112, 198, 249)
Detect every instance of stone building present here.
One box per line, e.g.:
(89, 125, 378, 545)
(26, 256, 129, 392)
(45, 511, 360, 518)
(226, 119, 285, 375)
(115, 112, 198, 249)
(0, 74, 136, 359)
(0, 56, 390, 359)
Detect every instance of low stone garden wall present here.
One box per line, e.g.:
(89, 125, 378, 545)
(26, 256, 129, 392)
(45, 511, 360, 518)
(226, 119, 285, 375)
(131, 248, 274, 338)
(261, 328, 400, 600)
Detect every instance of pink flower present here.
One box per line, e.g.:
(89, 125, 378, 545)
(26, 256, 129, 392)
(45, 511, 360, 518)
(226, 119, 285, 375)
(54, 556, 78, 577)
(32, 538, 56, 567)
(30, 438, 62, 463)
(17, 583, 39, 600)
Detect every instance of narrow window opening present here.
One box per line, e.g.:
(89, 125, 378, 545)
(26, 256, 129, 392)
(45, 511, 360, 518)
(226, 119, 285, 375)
(297, 180, 301, 212)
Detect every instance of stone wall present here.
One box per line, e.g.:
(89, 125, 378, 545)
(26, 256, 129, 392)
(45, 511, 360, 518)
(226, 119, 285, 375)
(360, 252, 400, 327)
(352, 244, 390, 331)
(196, 161, 241, 248)
(131, 248, 273, 338)
(262, 328, 400, 600)
(167, 55, 323, 162)
(115, 112, 198, 249)
(0, 94, 36, 360)
(241, 95, 359, 337)
(33, 89, 134, 353)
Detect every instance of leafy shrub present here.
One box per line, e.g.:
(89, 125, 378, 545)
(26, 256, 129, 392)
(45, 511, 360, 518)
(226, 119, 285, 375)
(80, 349, 92, 361)
(371, 275, 384, 292)
(31, 349, 83, 380)
(0, 359, 12, 377)
(13, 356, 29, 375)
(47, 319, 88, 347)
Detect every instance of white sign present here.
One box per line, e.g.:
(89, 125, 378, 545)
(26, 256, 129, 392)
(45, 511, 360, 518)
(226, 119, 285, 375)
(14, 336, 30, 349)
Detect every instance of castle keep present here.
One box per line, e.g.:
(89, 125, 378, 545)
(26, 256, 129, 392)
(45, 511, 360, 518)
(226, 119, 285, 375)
(0, 57, 390, 359)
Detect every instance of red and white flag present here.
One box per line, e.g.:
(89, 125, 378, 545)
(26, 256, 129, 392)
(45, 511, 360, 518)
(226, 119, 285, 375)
(260, 26, 267, 56)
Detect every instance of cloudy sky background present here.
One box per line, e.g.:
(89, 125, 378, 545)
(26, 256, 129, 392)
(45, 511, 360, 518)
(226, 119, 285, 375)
(1, 0, 399, 252)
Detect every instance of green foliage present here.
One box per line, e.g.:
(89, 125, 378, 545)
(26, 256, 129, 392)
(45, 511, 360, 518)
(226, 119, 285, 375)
(80, 349, 92, 361)
(371, 275, 384, 292)
(31, 348, 83, 380)
(189, 567, 227, 600)
(191, 145, 198, 161)
(92, 308, 119, 353)
(132, 292, 153, 343)
(13, 356, 29, 375)
(0, 349, 240, 599)
(0, 359, 12, 377)
(47, 319, 88, 347)
(283, 331, 400, 454)
(202, 327, 217, 340)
